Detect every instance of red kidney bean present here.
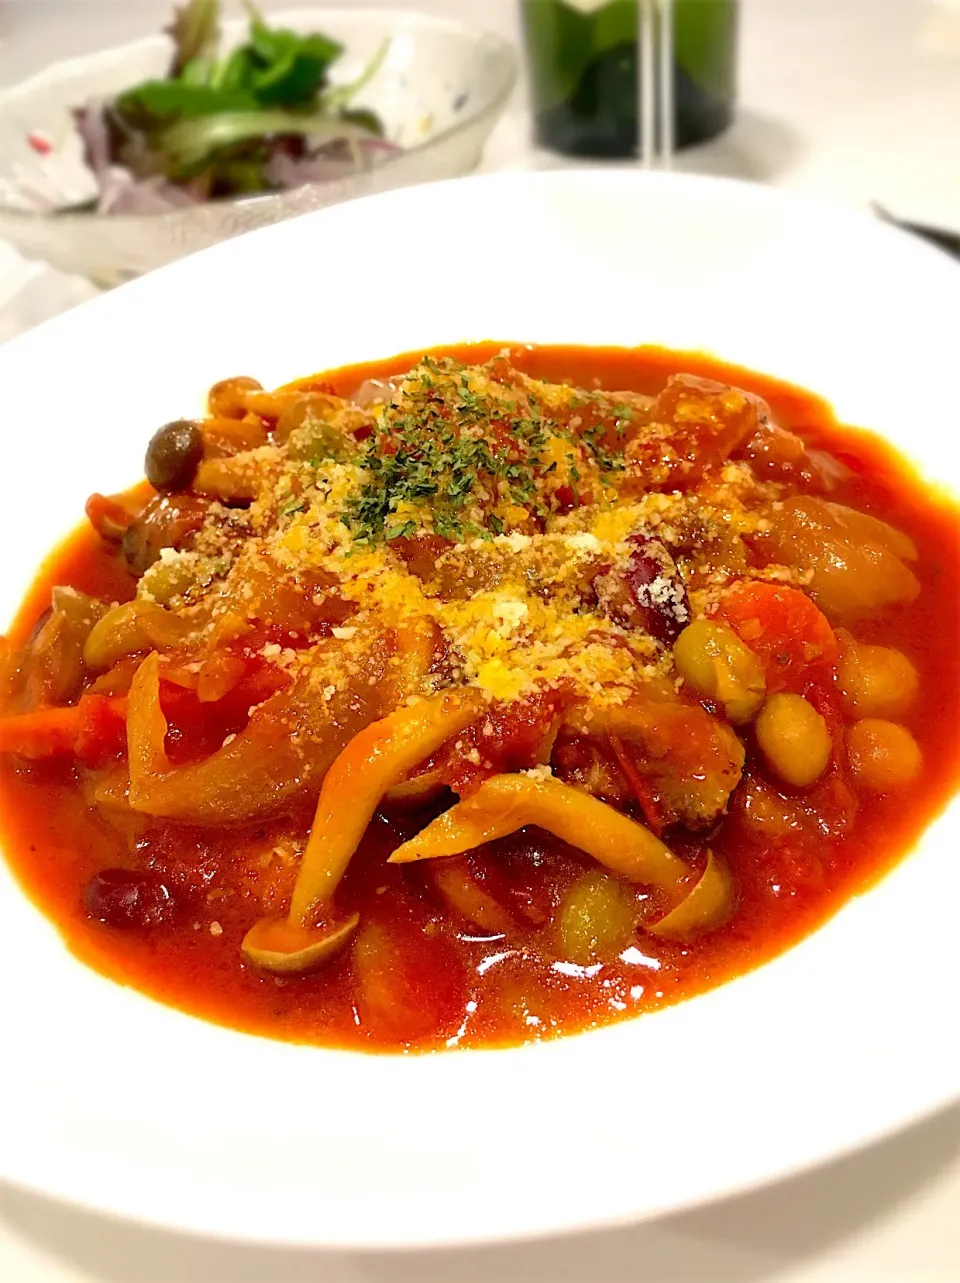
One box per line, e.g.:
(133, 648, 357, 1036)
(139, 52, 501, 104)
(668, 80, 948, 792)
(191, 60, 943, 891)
(84, 868, 177, 929)
(624, 534, 691, 643)
(595, 533, 691, 644)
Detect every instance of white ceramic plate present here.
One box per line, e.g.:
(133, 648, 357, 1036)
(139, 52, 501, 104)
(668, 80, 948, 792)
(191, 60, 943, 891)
(0, 171, 958, 1249)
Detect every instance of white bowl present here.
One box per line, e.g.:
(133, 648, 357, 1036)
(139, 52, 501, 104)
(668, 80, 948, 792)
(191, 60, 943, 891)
(0, 8, 516, 286)
(0, 171, 958, 1249)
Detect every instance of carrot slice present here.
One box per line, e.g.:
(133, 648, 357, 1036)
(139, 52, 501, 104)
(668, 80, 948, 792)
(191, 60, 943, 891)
(0, 706, 82, 758)
(0, 696, 127, 762)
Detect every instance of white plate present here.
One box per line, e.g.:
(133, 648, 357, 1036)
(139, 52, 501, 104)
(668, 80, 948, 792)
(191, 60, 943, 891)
(0, 170, 958, 1249)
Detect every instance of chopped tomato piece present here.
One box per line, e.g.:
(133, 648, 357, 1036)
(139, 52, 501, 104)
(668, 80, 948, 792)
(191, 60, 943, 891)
(717, 581, 838, 694)
(85, 492, 139, 542)
(437, 690, 565, 795)
(75, 694, 128, 766)
(0, 706, 81, 758)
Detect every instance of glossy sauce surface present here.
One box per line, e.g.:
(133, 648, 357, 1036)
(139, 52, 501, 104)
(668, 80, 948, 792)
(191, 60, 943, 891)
(2, 345, 959, 1051)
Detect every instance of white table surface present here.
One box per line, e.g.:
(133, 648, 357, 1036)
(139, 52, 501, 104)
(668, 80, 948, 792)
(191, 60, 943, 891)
(1, 1, 959, 1279)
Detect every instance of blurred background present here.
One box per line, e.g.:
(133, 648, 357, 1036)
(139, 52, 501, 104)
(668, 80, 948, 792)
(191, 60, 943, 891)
(2, 0, 959, 210)
(1, 0, 959, 336)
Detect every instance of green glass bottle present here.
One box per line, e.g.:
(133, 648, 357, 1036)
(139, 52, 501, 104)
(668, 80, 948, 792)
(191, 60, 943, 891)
(521, 0, 739, 158)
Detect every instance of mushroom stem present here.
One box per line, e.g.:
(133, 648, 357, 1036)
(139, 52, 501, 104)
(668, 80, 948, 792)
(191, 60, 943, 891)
(242, 913, 360, 974)
(288, 688, 483, 924)
(240, 688, 484, 974)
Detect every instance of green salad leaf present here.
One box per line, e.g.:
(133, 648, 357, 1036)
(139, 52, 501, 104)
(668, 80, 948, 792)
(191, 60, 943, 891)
(81, 0, 390, 201)
(166, 0, 220, 77)
(160, 109, 376, 174)
(116, 81, 258, 124)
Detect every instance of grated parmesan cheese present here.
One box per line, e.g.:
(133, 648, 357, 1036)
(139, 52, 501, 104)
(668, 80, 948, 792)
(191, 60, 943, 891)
(143, 353, 802, 714)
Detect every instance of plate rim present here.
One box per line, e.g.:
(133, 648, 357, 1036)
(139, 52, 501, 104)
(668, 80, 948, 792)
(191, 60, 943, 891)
(0, 168, 958, 1249)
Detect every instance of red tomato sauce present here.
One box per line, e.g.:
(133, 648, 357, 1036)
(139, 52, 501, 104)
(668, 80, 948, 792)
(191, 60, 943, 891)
(1, 345, 958, 1051)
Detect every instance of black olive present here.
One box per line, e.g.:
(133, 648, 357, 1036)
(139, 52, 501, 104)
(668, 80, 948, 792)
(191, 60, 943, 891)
(145, 419, 204, 492)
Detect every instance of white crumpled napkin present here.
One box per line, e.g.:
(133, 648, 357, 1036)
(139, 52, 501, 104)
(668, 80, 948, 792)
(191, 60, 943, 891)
(0, 239, 99, 343)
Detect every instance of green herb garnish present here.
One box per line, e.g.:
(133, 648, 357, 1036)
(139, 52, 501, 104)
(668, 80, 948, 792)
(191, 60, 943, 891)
(341, 357, 618, 546)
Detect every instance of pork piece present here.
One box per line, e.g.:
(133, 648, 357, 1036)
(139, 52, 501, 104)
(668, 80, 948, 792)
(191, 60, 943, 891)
(620, 375, 766, 491)
(563, 691, 745, 831)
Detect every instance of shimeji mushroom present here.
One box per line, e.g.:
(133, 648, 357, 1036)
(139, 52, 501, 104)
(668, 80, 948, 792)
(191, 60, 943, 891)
(388, 773, 736, 942)
(240, 689, 484, 974)
(241, 912, 361, 973)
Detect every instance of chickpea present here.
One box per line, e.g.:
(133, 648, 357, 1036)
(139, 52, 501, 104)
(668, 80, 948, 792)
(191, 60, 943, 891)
(846, 719, 922, 792)
(755, 693, 832, 788)
(837, 635, 918, 719)
(557, 872, 637, 966)
(673, 619, 766, 724)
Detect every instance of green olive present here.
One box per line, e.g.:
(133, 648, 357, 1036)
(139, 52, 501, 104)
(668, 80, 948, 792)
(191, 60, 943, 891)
(145, 419, 204, 492)
(286, 418, 356, 464)
(557, 871, 637, 966)
(755, 693, 832, 788)
(838, 637, 919, 719)
(846, 719, 922, 792)
(673, 619, 766, 724)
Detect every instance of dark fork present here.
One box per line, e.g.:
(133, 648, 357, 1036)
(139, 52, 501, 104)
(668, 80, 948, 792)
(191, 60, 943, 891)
(873, 203, 960, 260)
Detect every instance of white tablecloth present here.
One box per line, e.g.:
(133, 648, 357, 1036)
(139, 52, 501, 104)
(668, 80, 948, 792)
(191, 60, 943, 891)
(1, 1, 959, 1279)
